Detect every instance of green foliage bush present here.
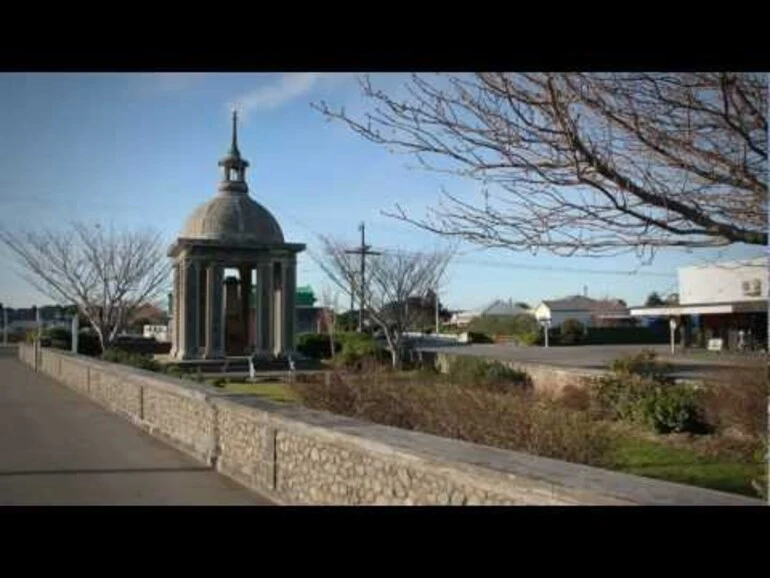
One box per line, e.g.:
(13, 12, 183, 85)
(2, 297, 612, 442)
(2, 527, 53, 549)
(590, 373, 706, 433)
(101, 349, 161, 373)
(559, 318, 586, 345)
(333, 332, 378, 368)
(609, 349, 674, 382)
(447, 356, 532, 393)
(297, 333, 340, 360)
(515, 331, 539, 346)
(467, 314, 539, 344)
(585, 350, 707, 434)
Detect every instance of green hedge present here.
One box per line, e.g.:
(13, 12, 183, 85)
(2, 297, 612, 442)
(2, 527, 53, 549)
(535, 326, 669, 346)
(41, 327, 102, 356)
(583, 327, 669, 345)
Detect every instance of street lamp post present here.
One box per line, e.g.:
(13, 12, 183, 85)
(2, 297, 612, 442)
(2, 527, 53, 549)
(540, 318, 551, 348)
(71, 312, 79, 354)
(669, 317, 678, 355)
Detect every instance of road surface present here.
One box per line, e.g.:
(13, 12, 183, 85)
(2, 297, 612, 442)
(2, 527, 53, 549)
(0, 347, 272, 505)
(415, 342, 758, 379)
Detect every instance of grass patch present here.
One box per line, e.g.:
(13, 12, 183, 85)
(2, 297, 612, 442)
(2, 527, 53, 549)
(609, 434, 764, 497)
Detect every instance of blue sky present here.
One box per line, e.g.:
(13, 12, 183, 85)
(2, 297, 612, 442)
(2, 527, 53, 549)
(0, 72, 762, 310)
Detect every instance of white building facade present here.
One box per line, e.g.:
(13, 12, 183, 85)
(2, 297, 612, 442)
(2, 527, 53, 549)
(630, 257, 767, 351)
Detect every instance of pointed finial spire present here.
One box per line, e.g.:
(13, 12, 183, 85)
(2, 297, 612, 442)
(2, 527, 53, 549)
(230, 108, 240, 156)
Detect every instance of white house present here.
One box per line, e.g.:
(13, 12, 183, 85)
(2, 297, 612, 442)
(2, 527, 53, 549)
(143, 325, 170, 342)
(533, 296, 632, 329)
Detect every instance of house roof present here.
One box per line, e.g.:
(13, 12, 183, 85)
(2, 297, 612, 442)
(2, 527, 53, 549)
(541, 295, 628, 313)
(477, 299, 531, 316)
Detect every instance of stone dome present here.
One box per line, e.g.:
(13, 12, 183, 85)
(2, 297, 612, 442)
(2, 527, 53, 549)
(180, 192, 285, 245)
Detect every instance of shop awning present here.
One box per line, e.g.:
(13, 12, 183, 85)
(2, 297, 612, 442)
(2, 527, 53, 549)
(630, 299, 767, 317)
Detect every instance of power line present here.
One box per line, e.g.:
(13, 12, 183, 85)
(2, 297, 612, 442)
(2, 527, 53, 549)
(284, 212, 677, 279)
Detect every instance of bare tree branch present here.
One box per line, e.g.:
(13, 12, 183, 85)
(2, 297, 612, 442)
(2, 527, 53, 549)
(0, 221, 170, 352)
(314, 73, 767, 258)
(314, 236, 453, 368)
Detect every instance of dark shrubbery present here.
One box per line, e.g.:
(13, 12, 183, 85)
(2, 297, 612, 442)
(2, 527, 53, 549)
(583, 327, 669, 345)
(466, 331, 494, 344)
(290, 375, 612, 467)
(111, 336, 171, 356)
(101, 348, 161, 373)
(332, 332, 378, 368)
(40, 327, 102, 356)
(467, 314, 539, 344)
(560, 318, 586, 345)
(297, 333, 340, 360)
(447, 356, 532, 393)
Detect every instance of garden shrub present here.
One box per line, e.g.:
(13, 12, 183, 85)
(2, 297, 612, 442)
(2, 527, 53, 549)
(447, 356, 532, 393)
(333, 332, 378, 368)
(101, 348, 161, 373)
(559, 318, 586, 345)
(609, 349, 674, 383)
(297, 333, 340, 360)
(586, 352, 708, 434)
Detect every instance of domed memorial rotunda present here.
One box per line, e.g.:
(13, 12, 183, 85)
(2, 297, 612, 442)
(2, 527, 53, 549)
(168, 112, 305, 360)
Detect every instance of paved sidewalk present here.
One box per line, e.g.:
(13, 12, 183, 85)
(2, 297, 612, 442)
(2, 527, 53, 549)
(0, 348, 272, 506)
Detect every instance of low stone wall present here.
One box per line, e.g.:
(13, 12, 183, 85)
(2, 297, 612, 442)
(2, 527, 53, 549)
(426, 350, 602, 396)
(16, 343, 763, 506)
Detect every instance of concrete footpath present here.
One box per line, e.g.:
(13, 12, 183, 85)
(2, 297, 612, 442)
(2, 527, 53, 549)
(0, 347, 272, 505)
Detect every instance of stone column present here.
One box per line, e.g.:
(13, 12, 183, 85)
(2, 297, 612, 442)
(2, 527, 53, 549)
(204, 262, 225, 359)
(273, 261, 283, 356)
(257, 261, 273, 355)
(180, 258, 200, 359)
(282, 259, 297, 354)
(239, 265, 253, 354)
(170, 261, 181, 358)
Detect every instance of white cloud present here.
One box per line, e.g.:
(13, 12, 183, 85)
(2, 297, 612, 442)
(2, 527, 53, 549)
(229, 73, 357, 118)
(131, 73, 208, 96)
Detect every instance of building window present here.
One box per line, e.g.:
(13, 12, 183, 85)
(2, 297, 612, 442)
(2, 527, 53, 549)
(743, 279, 761, 296)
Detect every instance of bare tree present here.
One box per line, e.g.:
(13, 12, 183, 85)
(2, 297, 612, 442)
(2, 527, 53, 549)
(315, 73, 767, 261)
(0, 222, 170, 352)
(314, 236, 453, 368)
(319, 286, 339, 358)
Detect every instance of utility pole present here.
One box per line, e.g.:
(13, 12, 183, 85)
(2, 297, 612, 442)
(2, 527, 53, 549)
(1, 303, 7, 346)
(345, 222, 381, 332)
(435, 288, 439, 335)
